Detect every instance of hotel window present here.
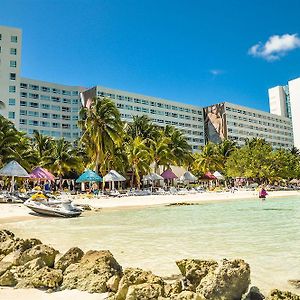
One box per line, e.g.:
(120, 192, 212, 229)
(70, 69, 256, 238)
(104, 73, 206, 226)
(0, 34, 2, 40)
(20, 101, 27, 106)
(20, 83, 28, 89)
(63, 132, 71, 138)
(0, 46, 1, 53)
(62, 90, 71, 96)
(41, 86, 50, 92)
(71, 91, 78, 96)
(41, 104, 50, 109)
(11, 36, 18, 43)
(62, 107, 70, 112)
(52, 123, 60, 128)
(62, 115, 70, 120)
(29, 102, 39, 108)
(40, 95, 50, 100)
(10, 60, 17, 67)
(10, 73, 16, 80)
(8, 112, 15, 119)
(20, 110, 27, 115)
(42, 113, 50, 118)
(10, 48, 17, 55)
(52, 114, 60, 119)
(29, 93, 39, 99)
(51, 105, 60, 111)
(52, 96, 60, 102)
(62, 98, 71, 104)
(62, 124, 70, 129)
(8, 98, 16, 106)
(28, 120, 39, 126)
(20, 119, 27, 125)
(72, 99, 78, 104)
(41, 121, 50, 127)
(9, 86, 16, 93)
(29, 85, 39, 91)
(52, 88, 61, 94)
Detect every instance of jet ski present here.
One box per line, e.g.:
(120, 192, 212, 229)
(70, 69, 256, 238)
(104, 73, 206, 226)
(24, 192, 82, 218)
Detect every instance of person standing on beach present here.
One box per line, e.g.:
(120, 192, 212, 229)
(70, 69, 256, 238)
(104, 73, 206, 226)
(259, 185, 268, 200)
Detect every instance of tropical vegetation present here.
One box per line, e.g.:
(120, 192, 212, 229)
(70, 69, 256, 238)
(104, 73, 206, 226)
(0, 97, 299, 187)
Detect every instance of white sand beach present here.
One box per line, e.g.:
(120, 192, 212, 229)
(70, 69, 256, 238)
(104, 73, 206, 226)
(0, 189, 299, 300)
(1, 190, 298, 224)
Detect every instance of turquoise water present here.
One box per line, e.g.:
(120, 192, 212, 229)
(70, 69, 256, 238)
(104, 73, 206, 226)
(3, 196, 300, 294)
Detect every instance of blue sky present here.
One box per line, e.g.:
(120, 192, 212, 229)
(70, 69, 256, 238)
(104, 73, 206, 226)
(1, 0, 300, 111)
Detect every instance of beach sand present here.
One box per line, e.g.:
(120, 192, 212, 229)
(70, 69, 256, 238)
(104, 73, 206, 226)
(0, 189, 299, 299)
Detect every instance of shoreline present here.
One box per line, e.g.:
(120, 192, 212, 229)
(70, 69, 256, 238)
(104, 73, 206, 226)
(0, 190, 299, 224)
(0, 190, 299, 299)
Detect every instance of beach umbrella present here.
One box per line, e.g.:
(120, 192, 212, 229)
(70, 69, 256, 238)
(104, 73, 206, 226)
(213, 171, 225, 180)
(290, 178, 299, 184)
(202, 172, 217, 180)
(180, 171, 197, 182)
(161, 169, 178, 180)
(143, 173, 164, 181)
(103, 170, 126, 182)
(103, 170, 126, 190)
(76, 169, 102, 183)
(143, 173, 164, 191)
(29, 167, 55, 181)
(0, 160, 29, 192)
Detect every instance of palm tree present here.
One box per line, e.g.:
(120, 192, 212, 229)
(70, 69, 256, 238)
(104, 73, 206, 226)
(42, 138, 82, 184)
(0, 116, 24, 167)
(163, 125, 192, 167)
(78, 97, 123, 174)
(126, 115, 157, 141)
(149, 132, 173, 173)
(215, 139, 237, 173)
(125, 137, 150, 188)
(32, 130, 53, 163)
(192, 142, 222, 174)
(290, 146, 300, 157)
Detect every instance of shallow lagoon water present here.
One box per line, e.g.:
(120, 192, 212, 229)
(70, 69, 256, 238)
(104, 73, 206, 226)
(3, 196, 300, 294)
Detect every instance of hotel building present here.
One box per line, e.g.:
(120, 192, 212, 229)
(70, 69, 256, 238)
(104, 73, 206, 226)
(268, 77, 300, 149)
(0, 25, 295, 150)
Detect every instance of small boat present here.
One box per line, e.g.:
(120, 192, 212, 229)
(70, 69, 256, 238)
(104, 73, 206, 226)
(24, 193, 82, 218)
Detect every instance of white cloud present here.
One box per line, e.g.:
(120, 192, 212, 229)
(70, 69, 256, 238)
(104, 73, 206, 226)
(248, 33, 300, 61)
(210, 69, 224, 75)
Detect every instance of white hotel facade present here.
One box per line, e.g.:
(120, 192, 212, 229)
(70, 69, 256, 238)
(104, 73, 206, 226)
(268, 77, 300, 149)
(0, 25, 294, 150)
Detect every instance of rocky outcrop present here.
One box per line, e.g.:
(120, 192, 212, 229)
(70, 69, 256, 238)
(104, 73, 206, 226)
(55, 247, 84, 272)
(115, 267, 165, 300)
(14, 257, 47, 288)
(196, 259, 251, 300)
(31, 267, 63, 289)
(0, 261, 13, 276)
(176, 259, 218, 291)
(171, 291, 204, 300)
(17, 244, 59, 267)
(164, 280, 183, 298)
(0, 270, 17, 286)
(289, 280, 300, 289)
(1, 230, 299, 300)
(266, 289, 300, 300)
(243, 286, 265, 300)
(61, 250, 122, 293)
(0, 230, 41, 257)
(125, 283, 164, 300)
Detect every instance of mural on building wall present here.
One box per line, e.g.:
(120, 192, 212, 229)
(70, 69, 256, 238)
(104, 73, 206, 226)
(204, 103, 227, 143)
(80, 87, 97, 109)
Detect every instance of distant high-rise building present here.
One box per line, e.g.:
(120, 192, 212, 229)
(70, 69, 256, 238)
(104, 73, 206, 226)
(268, 77, 300, 149)
(0, 25, 295, 150)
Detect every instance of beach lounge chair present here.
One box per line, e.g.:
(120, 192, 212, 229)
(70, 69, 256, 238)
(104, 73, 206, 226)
(169, 187, 178, 195)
